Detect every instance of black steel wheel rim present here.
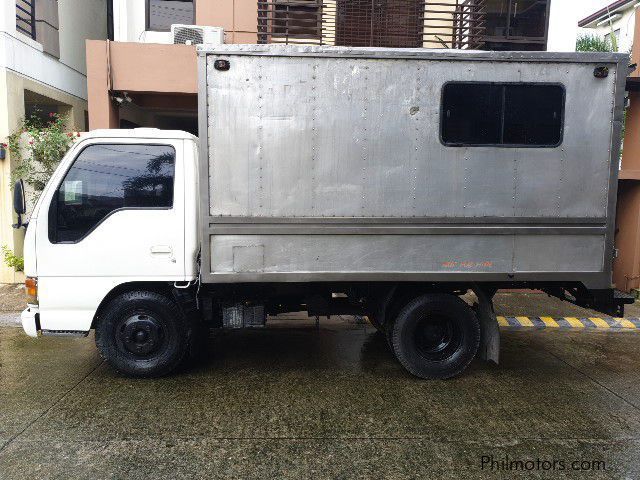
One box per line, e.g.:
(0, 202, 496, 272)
(413, 314, 461, 361)
(115, 313, 165, 358)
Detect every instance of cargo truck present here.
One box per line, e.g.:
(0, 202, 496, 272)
(15, 45, 633, 379)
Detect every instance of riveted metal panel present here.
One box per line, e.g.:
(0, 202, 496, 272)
(210, 233, 605, 275)
(198, 45, 627, 288)
(513, 235, 605, 273)
(210, 234, 514, 273)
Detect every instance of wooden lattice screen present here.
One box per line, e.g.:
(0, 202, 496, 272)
(257, 0, 487, 49)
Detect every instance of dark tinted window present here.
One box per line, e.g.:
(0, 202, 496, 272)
(441, 82, 564, 147)
(50, 144, 175, 243)
(147, 0, 194, 31)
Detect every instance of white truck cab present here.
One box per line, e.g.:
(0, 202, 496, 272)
(21, 129, 199, 336)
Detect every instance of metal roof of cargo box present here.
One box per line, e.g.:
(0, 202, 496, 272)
(197, 44, 628, 65)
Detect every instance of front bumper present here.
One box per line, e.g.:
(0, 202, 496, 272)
(21, 305, 40, 337)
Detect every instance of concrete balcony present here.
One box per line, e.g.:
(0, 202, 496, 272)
(0, 30, 86, 100)
(86, 40, 198, 131)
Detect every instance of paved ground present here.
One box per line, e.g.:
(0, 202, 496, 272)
(1, 293, 640, 478)
(0, 284, 24, 311)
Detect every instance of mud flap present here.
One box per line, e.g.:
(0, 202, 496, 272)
(471, 285, 500, 364)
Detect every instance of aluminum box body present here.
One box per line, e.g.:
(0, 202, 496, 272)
(197, 45, 627, 289)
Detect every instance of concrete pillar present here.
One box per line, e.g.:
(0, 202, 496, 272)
(86, 40, 119, 130)
(615, 182, 640, 291)
(197, 0, 234, 31)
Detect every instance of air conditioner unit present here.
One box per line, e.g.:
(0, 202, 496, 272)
(171, 25, 224, 46)
(140, 31, 173, 44)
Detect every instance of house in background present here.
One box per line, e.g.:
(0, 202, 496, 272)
(579, 0, 637, 52)
(0, 0, 108, 283)
(256, 0, 551, 50)
(88, 0, 553, 132)
(614, 4, 640, 293)
(575, 2, 640, 293)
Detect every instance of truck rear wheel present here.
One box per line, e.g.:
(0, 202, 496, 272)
(390, 294, 480, 379)
(366, 315, 383, 331)
(95, 290, 190, 378)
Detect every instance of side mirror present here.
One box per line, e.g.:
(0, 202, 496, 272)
(13, 179, 26, 229)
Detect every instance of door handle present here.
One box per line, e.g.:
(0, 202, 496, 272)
(150, 245, 173, 254)
(150, 245, 176, 263)
(151, 245, 176, 263)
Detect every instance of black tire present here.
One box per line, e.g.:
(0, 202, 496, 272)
(95, 290, 190, 378)
(390, 294, 480, 380)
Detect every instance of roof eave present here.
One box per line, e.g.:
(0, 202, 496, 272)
(578, 0, 636, 28)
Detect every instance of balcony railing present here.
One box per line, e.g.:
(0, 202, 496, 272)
(16, 0, 36, 40)
(257, 0, 488, 49)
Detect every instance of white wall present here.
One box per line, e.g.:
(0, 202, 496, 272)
(0, 0, 95, 100)
(113, 0, 146, 42)
(0, 32, 87, 99)
(58, 0, 108, 75)
(585, 6, 637, 54)
(0, 0, 108, 99)
(113, 0, 179, 44)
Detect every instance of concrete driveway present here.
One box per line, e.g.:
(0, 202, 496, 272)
(1, 293, 640, 479)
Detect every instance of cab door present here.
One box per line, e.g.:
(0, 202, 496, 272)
(35, 140, 186, 332)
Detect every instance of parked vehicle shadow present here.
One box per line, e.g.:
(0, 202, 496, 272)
(184, 324, 403, 377)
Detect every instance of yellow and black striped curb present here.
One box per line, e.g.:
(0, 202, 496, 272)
(496, 316, 640, 330)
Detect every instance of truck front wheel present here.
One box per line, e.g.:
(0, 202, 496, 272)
(95, 290, 190, 378)
(390, 294, 480, 379)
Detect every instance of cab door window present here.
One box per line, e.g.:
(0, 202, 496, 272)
(49, 144, 175, 243)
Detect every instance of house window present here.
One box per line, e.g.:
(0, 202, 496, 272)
(441, 82, 564, 147)
(483, 0, 550, 50)
(604, 29, 620, 48)
(147, 0, 194, 32)
(335, 0, 423, 48)
(16, 0, 36, 40)
(258, 0, 322, 44)
(507, 0, 548, 38)
(258, 0, 427, 48)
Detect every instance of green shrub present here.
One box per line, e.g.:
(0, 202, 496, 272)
(576, 34, 615, 53)
(8, 112, 79, 192)
(1, 245, 24, 272)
